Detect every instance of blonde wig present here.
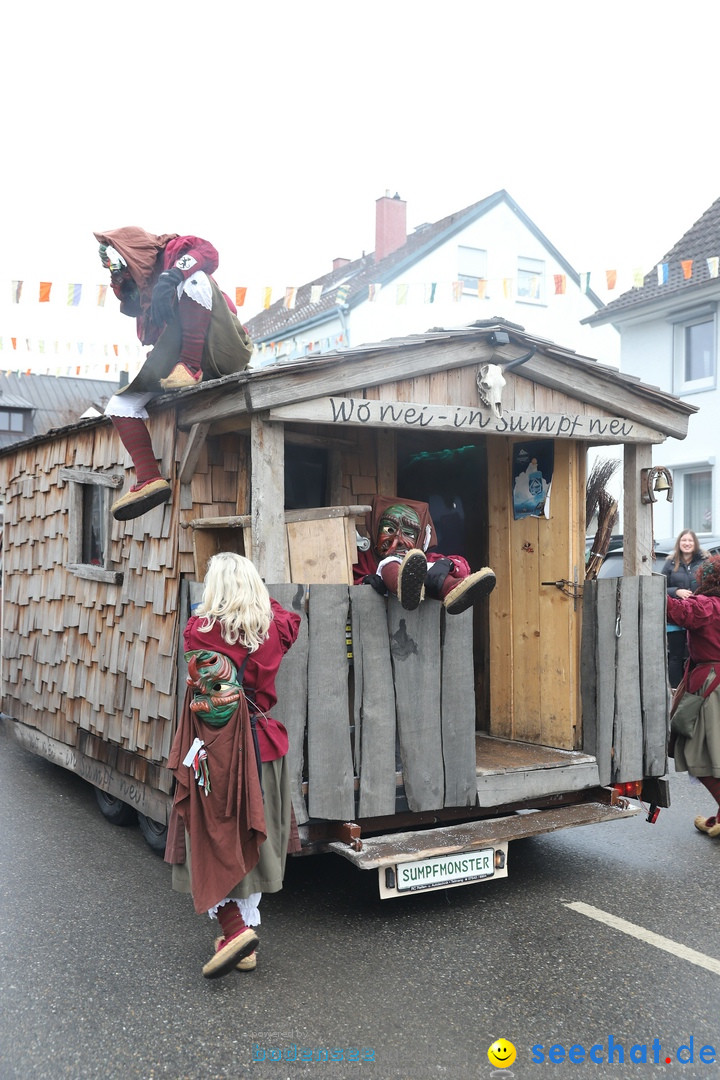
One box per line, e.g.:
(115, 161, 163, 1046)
(195, 553, 272, 652)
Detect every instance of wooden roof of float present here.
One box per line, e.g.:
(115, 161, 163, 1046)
(0, 319, 697, 458)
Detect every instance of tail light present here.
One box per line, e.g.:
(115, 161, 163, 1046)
(613, 780, 643, 798)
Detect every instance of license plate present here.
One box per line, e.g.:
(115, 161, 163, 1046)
(380, 844, 508, 898)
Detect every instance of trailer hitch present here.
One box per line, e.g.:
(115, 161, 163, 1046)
(329, 821, 363, 851)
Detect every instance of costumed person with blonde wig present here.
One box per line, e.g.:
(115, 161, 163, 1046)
(353, 495, 496, 613)
(95, 227, 253, 521)
(165, 553, 300, 979)
(667, 554, 720, 838)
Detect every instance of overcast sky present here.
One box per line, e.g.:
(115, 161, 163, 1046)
(2, 0, 718, 373)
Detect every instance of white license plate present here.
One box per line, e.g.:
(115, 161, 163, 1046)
(381, 844, 508, 898)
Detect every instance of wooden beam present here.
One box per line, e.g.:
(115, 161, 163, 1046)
(268, 396, 667, 444)
(514, 355, 691, 440)
(178, 339, 499, 426)
(250, 417, 286, 581)
(623, 444, 654, 575)
(178, 421, 210, 485)
(59, 467, 124, 488)
(376, 430, 396, 496)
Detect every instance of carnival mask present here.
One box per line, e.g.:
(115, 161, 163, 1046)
(99, 243, 141, 314)
(376, 504, 421, 557)
(185, 650, 243, 727)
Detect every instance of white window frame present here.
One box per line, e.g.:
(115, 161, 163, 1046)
(671, 306, 717, 394)
(673, 463, 714, 536)
(517, 256, 545, 305)
(59, 467, 124, 584)
(457, 245, 488, 295)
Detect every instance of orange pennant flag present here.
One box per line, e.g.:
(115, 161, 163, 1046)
(605, 270, 617, 290)
(11, 338, 17, 350)
(235, 287, 247, 307)
(554, 274, 566, 295)
(39, 282, 52, 303)
(477, 279, 487, 299)
(681, 259, 693, 280)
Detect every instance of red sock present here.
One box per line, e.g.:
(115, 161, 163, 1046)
(439, 569, 465, 600)
(379, 561, 400, 596)
(699, 776, 720, 807)
(216, 901, 247, 941)
(111, 417, 162, 485)
(178, 295, 211, 375)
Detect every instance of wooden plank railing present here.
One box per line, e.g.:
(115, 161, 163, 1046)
(270, 584, 477, 823)
(580, 575, 669, 784)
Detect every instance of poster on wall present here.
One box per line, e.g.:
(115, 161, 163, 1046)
(512, 442, 554, 520)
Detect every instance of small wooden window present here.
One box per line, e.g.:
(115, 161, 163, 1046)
(59, 467, 124, 584)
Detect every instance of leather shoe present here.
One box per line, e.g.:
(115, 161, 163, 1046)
(111, 478, 171, 521)
(159, 363, 203, 391)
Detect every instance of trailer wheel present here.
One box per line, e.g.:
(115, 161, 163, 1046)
(138, 813, 168, 856)
(94, 787, 138, 826)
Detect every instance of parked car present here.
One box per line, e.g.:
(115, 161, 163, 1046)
(590, 535, 720, 579)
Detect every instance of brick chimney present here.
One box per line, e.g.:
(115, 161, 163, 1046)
(333, 257, 351, 271)
(375, 191, 407, 262)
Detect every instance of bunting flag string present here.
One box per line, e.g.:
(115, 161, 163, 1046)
(4, 249, 720, 326)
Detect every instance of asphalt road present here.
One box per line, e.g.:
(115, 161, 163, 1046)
(1, 735, 720, 1080)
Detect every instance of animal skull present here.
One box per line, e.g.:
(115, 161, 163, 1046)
(476, 363, 506, 419)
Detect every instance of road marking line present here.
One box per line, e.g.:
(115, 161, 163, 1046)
(564, 901, 720, 976)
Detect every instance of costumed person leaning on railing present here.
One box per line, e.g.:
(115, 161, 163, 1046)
(353, 495, 497, 613)
(165, 553, 300, 979)
(661, 529, 707, 690)
(667, 554, 720, 838)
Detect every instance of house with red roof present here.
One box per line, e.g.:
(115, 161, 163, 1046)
(244, 190, 619, 369)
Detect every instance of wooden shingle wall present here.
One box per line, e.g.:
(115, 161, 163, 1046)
(0, 412, 243, 788)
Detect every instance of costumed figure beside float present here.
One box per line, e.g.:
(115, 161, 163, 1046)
(165, 553, 300, 979)
(667, 554, 720, 838)
(95, 227, 253, 521)
(353, 495, 496, 613)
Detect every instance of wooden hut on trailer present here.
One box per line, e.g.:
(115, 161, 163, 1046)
(0, 319, 696, 896)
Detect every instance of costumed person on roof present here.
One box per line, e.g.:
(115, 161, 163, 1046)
(165, 553, 301, 979)
(95, 227, 253, 521)
(353, 495, 496, 613)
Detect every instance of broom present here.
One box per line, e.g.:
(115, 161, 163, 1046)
(585, 459, 620, 581)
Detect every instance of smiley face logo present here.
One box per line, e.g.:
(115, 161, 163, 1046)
(487, 1038, 517, 1068)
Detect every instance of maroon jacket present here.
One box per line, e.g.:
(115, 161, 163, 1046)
(184, 598, 300, 761)
(667, 594, 720, 693)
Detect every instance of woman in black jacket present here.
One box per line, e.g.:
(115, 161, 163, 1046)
(662, 530, 707, 688)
